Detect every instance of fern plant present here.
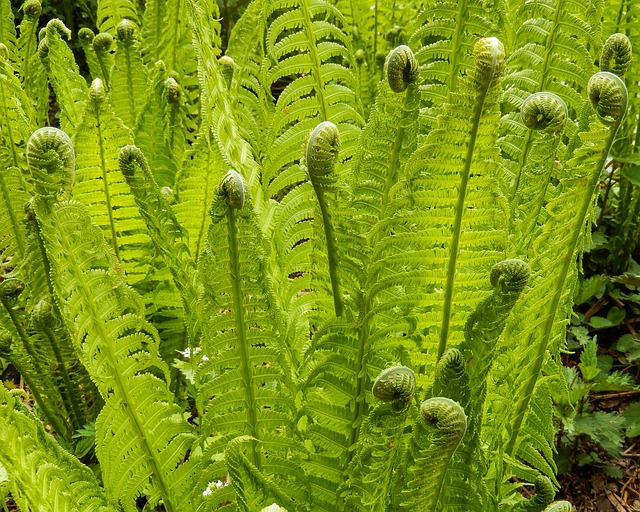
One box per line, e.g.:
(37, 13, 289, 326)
(0, 0, 634, 510)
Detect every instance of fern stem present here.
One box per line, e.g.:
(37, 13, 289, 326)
(95, 108, 121, 260)
(169, 0, 182, 72)
(506, 111, 624, 457)
(228, 206, 261, 468)
(312, 184, 344, 317)
(437, 52, 498, 361)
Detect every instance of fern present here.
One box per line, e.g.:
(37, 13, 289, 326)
(96, 0, 138, 36)
(28, 127, 199, 512)
(0, 386, 117, 512)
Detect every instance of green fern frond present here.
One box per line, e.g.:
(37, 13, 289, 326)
(395, 37, 508, 365)
(96, 0, 139, 36)
(260, 0, 363, 190)
(0, 386, 117, 512)
(217, 436, 308, 512)
(41, 19, 88, 136)
(195, 170, 302, 501)
(0, 0, 14, 60)
(14, 1, 47, 125)
(543, 501, 573, 512)
(28, 127, 198, 512)
(173, 131, 225, 260)
(119, 145, 199, 341)
(72, 78, 152, 285)
(401, 397, 468, 511)
(111, 19, 148, 129)
(134, 61, 179, 188)
(78, 28, 105, 82)
(341, 366, 415, 511)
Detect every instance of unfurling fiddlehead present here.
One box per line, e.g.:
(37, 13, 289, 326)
(219, 169, 246, 210)
(26, 127, 75, 199)
(521, 93, 568, 133)
(165, 77, 181, 103)
(219, 55, 235, 90)
(385, 45, 419, 93)
(402, 398, 467, 510)
(543, 501, 573, 512)
(23, 0, 42, 20)
(462, 259, 530, 407)
(587, 72, 628, 125)
(306, 121, 344, 317)
(600, 33, 632, 78)
(372, 365, 416, 404)
(306, 121, 341, 184)
(93, 32, 113, 91)
(516, 475, 555, 511)
(342, 366, 416, 509)
(430, 348, 470, 409)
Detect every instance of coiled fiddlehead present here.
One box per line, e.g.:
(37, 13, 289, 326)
(341, 366, 416, 508)
(219, 169, 246, 210)
(219, 55, 235, 90)
(431, 348, 470, 408)
(521, 93, 568, 133)
(600, 33, 632, 78)
(385, 45, 419, 93)
(165, 77, 181, 103)
(543, 501, 573, 512)
(306, 121, 343, 317)
(88, 77, 106, 105)
(473, 36, 505, 85)
(0, 278, 24, 304)
(23, 0, 41, 20)
(372, 365, 416, 404)
(0, 331, 11, 356)
(92, 32, 113, 52)
(490, 258, 531, 294)
(402, 397, 467, 510)
(26, 127, 75, 199)
(587, 72, 628, 125)
(0, 43, 7, 61)
(116, 19, 136, 43)
(516, 475, 555, 511)
(306, 121, 341, 184)
(78, 27, 94, 45)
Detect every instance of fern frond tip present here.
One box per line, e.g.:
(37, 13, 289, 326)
(219, 169, 246, 209)
(521, 93, 567, 133)
(420, 397, 467, 437)
(587, 72, 628, 124)
(93, 32, 114, 51)
(306, 121, 340, 181)
(601, 33, 632, 78)
(385, 45, 419, 93)
(373, 366, 416, 403)
(23, 0, 41, 20)
(490, 259, 531, 293)
(116, 19, 136, 43)
(543, 501, 573, 512)
(473, 37, 505, 79)
(27, 127, 75, 198)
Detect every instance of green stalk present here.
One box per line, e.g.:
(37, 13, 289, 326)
(506, 108, 625, 457)
(437, 56, 499, 361)
(228, 207, 260, 467)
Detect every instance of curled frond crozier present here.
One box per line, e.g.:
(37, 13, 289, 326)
(384, 45, 419, 93)
(372, 366, 416, 402)
(118, 145, 147, 178)
(521, 93, 568, 133)
(165, 78, 181, 103)
(89, 77, 106, 104)
(420, 397, 467, 439)
(587, 72, 628, 125)
(601, 33, 632, 78)
(219, 170, 246, 209)
(490, 259, 531, 293)
(93, 32, 113, 52)
(26, 127, 75, 198)
(306, 121, 340, 182)
(116, 19, 136, 43)
(473, 36, 506, 80)
(23, 0, 42, 20)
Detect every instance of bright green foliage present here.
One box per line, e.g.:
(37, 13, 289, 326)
(1, 0, 634, 510)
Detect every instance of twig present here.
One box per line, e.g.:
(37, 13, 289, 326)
(592, 390, 640, 400)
